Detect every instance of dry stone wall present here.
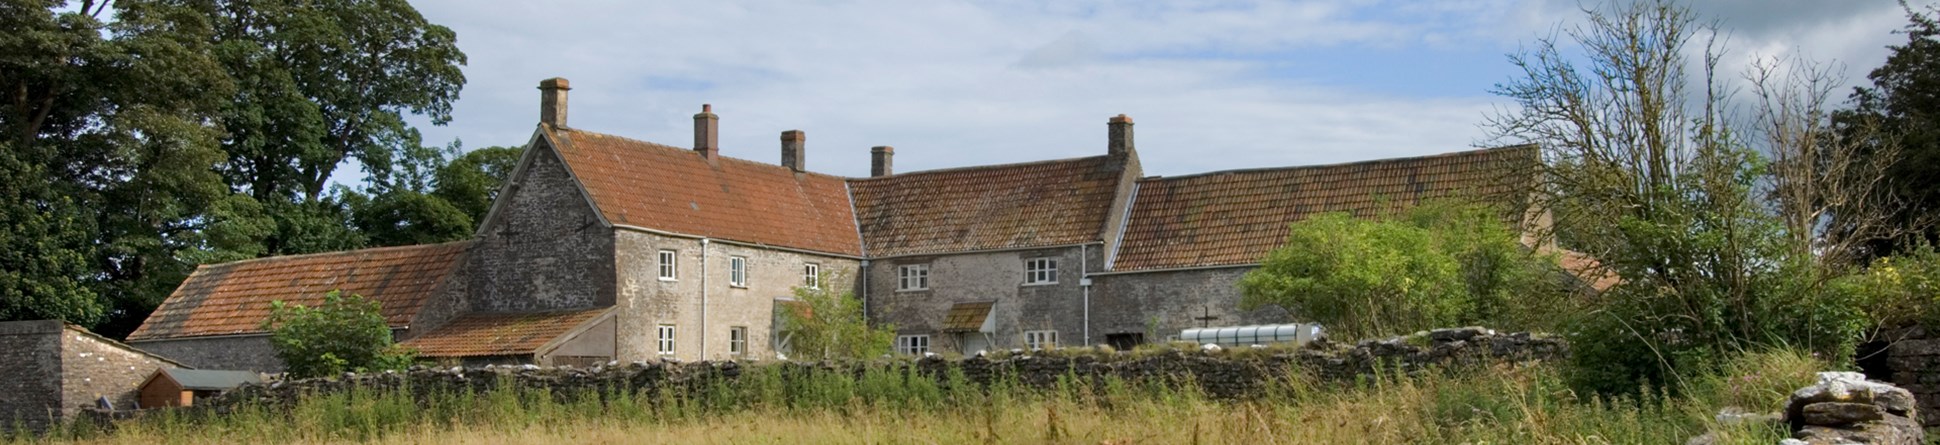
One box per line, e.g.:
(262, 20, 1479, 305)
(207, 327, 1564, 410)
(1880, 326, 1940, 428)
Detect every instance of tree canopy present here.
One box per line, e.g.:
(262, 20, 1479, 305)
(0, 0, 500, 339)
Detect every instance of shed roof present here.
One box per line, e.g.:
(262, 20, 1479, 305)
(154, 368, 263, 391)
(941, 301, 995, 332)
(129, 241, 471, 341)
(1112, 145, 1538, 271)
(400, 308, 613, 358)
(848, 155, 1130, 257)
(544, 126, 862, 256)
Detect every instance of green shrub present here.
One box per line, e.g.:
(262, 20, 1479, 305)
(261, 290, 415, 378)
(1238, 202, 1575, 339)
(1833, 246, 1940, 330)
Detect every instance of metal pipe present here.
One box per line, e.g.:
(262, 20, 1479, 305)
(1081, 244, 1090, 346)
(700, 238, 710, 360)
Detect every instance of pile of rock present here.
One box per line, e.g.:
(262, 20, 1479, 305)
(1782, 372, 1922, 445)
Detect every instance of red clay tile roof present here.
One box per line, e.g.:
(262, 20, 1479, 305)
(128, 242, 471, 341)
(848, 156, 1130, 257)
(1111, 145, 1538, 271)
(546, 127, 862, 256)
(401, 308, 611, 358)
(1552, 248, 1620, 292)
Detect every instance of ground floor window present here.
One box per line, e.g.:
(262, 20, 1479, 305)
(657, 324, 676, 356)
(729, 326, 747, 357)
(1024, 330, 1058, 351)
(896, 335, 930, 355)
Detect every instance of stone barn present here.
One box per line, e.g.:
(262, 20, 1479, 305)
(0, 320, 184, 432)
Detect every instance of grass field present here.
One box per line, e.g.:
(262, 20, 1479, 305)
(13, 350, 1821, 444)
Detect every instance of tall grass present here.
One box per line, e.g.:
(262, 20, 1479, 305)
(14, 349, 1821, 444)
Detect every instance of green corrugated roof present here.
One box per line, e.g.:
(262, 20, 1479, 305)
(160, 368, 262, 390)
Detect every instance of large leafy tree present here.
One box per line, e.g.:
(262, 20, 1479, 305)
(0, 0, 261, 332)
(0, 0, 474, 340)
(1837, 3, 1940, 260)
(164, 0, 466, 255)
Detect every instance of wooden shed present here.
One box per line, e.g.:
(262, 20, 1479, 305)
(138, 368, 262, 408)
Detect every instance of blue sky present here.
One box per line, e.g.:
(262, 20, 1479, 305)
(370, 0, 1915, 182)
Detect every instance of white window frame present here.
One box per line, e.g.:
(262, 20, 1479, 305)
(896, 264, 929, 291)
(729, 326, 747, 357)
(657, 250, 678, 281)
(896, 335, 930, 355)
(729, 256, 748, 287)
(802, 263, 820, 289)
(1024, 330, 1058, 351)
(1024, 258, 1058, 285)
(657, 324, 677, 356)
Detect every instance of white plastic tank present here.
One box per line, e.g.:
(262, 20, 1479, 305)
(1180, 323, 1322, 347)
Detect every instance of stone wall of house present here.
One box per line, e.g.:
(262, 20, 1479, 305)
(0, 321, 66, 431)
(132, 335, 281, 373)
(1087, 266, 1292, 345)
(613, 229, 860, 362)
(0, 321, 180, 433)
(208, 327, 1561, 411)
(467, 140, 615, 313)
(865, 245, 1105, 354)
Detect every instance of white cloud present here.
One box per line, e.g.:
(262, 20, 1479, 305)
(385, 0, 1909, 180)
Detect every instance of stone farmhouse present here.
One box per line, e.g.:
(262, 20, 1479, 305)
(126, 78, 1557, 372)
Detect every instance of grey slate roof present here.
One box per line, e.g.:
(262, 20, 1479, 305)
(160, 368, 263, 390)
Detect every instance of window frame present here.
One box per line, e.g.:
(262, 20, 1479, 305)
(1024, 258, 1059, 285)
(729, 326, 747, 357)
(896, 334, 931, 355)
(802, 263, 820, 289)
(729, 256, 748, 287)
(657, 250, 678, 281)
(896, 264, 930, 291)
(656, 324, 677, 356)
(1023, 330, 1058, 351)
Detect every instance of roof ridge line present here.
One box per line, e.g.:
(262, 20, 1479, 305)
(557, 127, 851, 181)
(198, 240, 472, 270)
(847, 154, 1111, 182)
(1141, 144, 1537, 182)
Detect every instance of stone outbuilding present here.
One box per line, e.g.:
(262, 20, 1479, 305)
(0, 320, 185, 432)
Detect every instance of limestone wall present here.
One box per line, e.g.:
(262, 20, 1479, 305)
(467, 140, 615, 313)
(1087, 266, 1293, 346)
(1881, 326, 1940, 427)
(865, 245, 1103, 353)
(0, 321, 64, 431)
(132, 335, 281, 373)
(613, 229, 860, 362)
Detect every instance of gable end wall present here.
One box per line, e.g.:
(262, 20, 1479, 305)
(469, 140, 616, 312)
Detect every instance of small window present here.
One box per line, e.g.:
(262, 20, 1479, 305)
(730, 256, 748, 287)
(1024, 258, 1058, 285)
(729, 326, 747, 357)
(657, 250, 677, 280)
(896, 335, 930, 355)
(803, 263, 820, 289)
(1024, 330, 1058, 351)
(897, 264, 929, 291)
(657, 324, 677, 356)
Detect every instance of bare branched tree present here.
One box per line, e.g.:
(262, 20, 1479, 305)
(1748, 57, 1919, 269)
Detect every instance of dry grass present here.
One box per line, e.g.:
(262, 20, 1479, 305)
(18, 350, 1822, 445)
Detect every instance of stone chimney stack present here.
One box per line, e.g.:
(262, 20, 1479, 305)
(1108, 114, 1134, 156)
(781, 130, 806, 172)
(694, 104, 719, 158)
(539, 78, 570, 127)
(870, 146, 894, 177)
